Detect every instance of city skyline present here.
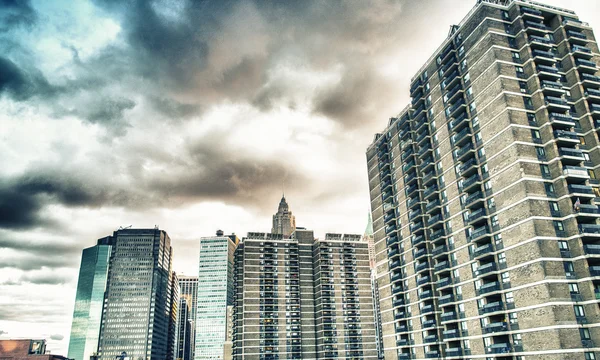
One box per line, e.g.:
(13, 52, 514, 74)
(1, 0, 600, 357)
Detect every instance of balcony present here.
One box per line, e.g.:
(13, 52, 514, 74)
(563, 19, 591, 30)
(580, 224, 600, 234)
(469, 225, 490, 241)
(449, 112, 468, 130)
(474, 262, 497, 276)
(439, 293, 454, 305)
(478, 281, 501, 295)
(525, 20, 549, 32)
(414, 247, 428, 260)
(410, 222, 424, 233)
(437, 277, 453, 288)
(559, 147, 584, 161)
(445, 348, 465, 357)
(415, 261, 430, 272)
(586, 88, 600, 99)
(441, 311, 457, 322)
(430, 228, 446, 241)
(569, 184, 595, 196)
(423, 186, 438, 198)
(432, 244, 447, 256)
(387, 236, 400, 247)
(529, 35, 552, 47)
(582, 73, 600, 85)
(579, 204, 600, 216)
(563, 166, 590, 179)
(417, 275, 431, 286)
(553, 130, 579, 143)
(545, 96, 569, 109)
(521, 7, 543, 17)
(464, 191, 483, 206)
(456, 143, 474, 159)
(567, 30, 587, 41)
(484, 321, 508, 334)
(541, 81, 564, 95)
(480, 301, 504, 314)
(428, 214, 443, 226)
(537, 64, 561, 78)
(426, 198, 440, 211)
(532, 49, 555, 60)
(434, 260, 449, 272)
(423, 334, 438, 343)
(584, 244, 600, 254)
(443, 328, 467, 339)
(549, 112, 574, 126)
(576, 59, 598, 71)
(471, 243, 493, 259)
(453, 128, 471, 145)
(412, 234, 425, 246)
(421, 318, 436, 328)
(486, 343, 512, 354)
(468, 207, 487, 223)
(461, 173, 481, 191)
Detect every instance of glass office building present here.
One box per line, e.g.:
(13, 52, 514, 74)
(68, 237, 112, 360)
(195, 231, 239, 360)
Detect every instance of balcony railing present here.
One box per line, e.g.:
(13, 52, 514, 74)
(563, 166, 589, 177)
(478, 281, 501, 295)
(525, 20, 548, 31)
(567, 30, 587, 39)
(529, 35, 552, 44)
(582, 73, 600, 83)
(576, 59, 597, 68)
(537, 64, 559, 73)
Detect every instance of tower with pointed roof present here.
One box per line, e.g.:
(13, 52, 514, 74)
(271, 195, 296, 237)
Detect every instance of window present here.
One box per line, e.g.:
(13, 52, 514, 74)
(527, 113, 536, 124)
(505, 291, 514, 303)
(458, 45, 465, 57)
(491, 215, 499, 227)
(569, 283, 579, 294)
(549, 202, 559, 214)
(540, 164, 550, 177)
(558, 240, 569, 252)
(515, 66, 524, 75)
(423, 70, 428, 80)
(498, 252, 506, 264)
(472, 116, 479, 128)
(461, 59, 467, 71)
(545, 183, 555, 195)
(509, 38, 517, 49)
(466, 87, 473, 99)
(501, 272, 510, 283)
(574, 305, 585, 317)
(475, 131, 482, 143)
(469, 102, 477, 114)
(503, 11, 509, 19)
(512, 51, 521, 61)
(564, 261, 575, 277)
(425, 83, 430, 93)
(487, 197, 495, 208)
(524, 98, 534, 110)
(580, 328, 591, 340)
(554, 220, 564, 232)
(519, 81, 528, 93)
(589, 169, 596, 180)
(464, 73, 471, 84)
(536, 147, 546, 159)
(509, 312, 518, 324)
(585, 352, 596, 360)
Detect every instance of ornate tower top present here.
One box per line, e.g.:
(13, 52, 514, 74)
(272, 194, 296, 237)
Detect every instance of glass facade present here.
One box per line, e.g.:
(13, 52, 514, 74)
(68, 241, 112, 360)
(195, 235, 237, 360)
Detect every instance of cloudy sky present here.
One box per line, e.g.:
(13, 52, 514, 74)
(1, 0, 599, 355)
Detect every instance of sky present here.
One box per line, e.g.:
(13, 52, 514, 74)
(0, 0, 599, 355)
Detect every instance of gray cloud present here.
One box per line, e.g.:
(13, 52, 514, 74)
(0, 0, 37, 33)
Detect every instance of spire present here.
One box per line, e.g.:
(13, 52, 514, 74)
(364, 212, 374, 237)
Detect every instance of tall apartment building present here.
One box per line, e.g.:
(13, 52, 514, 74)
(366, 1, 600, 359)
(177, 275, 198, 360)
(271, 195, 296, 237)
(232, 229, 378, 360)
(195, 231, 239, 360)
(96, 228, 177, 360)
(68, 237, 113, 360)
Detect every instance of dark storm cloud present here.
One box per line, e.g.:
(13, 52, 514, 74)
(0, 0, 37, 32)
(0, 56, 55, 100)
(0, 234, 81, 258)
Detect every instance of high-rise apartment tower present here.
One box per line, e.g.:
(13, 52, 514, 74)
(367, 1, 600, 359)
(232, 229, 378, 360)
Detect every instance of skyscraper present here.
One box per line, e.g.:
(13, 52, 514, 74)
(97, 228, 176, 360)
(177, 276, 198, 360)
(195, 231, 239, 360)
(68, 237, 113, 360)
(271, 196, 296, 237)
(367, 1, 600, 359)
(232, 229, 378, 359)
(176, 298, 193, 360)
